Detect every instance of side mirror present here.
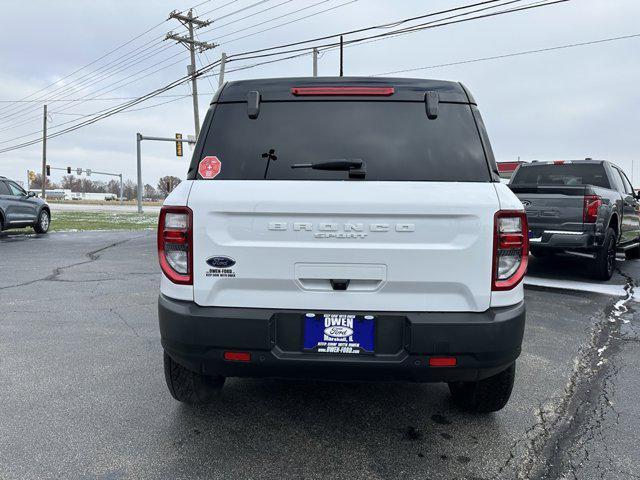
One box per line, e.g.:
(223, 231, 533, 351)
(27, 191, 36, 198)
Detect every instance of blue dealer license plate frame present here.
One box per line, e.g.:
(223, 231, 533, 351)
(303, 313, 375, 355)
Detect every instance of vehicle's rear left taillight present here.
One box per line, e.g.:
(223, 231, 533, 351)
(583, 195, 602, 223)
(158, 206, 192, 285)
(492, 210, 529, 291)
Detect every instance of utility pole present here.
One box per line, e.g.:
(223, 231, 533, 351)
(166, 9, 216, 139)
(41, 105, 47, 198)
(218, 52, 227, 87)
(312, 48, 318, 77)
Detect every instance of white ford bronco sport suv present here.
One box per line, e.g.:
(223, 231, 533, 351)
(158, 77, 528, 413)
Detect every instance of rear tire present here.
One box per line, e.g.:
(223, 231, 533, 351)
(590, 227, 616, 280)
(448, 363, 516, 413)
(33, 209, 50, 234)
(163, 351, 225, 404)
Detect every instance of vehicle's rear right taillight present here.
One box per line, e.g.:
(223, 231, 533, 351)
(583, 195, 602, 223)
(492, 210, 529, 291)
(158, 206, 192, 285)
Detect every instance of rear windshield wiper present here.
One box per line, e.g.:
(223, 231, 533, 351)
(291, 159, 366, 178)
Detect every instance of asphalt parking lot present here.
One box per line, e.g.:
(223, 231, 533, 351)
(1, 231, 639, 480)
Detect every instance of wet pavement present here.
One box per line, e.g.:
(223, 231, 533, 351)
(0, 231, 638, 479)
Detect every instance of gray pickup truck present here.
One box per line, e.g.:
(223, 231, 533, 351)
(509, 160, 640, 280)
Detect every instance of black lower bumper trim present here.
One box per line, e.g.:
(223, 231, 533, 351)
(159, 295, 525, 382)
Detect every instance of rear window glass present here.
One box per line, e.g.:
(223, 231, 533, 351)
(0, 181, 10, 195)
(511, 164, 610, 188)
(189, 101, 491, 182)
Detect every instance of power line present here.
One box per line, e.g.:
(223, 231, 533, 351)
(0, 18, 171, 115)
(219, 0, 359, 46)
(200, 0, 337, 41)
(372, 32, 640, 76)
(0, 43, 184, 126)
(198, 0, 295, 35)
(200, 0, 270, 19)
(0, 92, 219, 104)
(223, 0, 565, 64)
(317, 0, 524, 56)
(198, 0, 242, 15)
(0, 58, 222, 153)
(225, 0, 507, 58)
(0, 50, 189, 133)
(0, 2, 218, 120)
(0, 0, 569, 153)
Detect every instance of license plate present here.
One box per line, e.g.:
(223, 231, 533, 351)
(303, 313, 375, 355)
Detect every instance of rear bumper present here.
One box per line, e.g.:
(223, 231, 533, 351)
(158, 295, 525, 383)
(529, 229, 596, 250)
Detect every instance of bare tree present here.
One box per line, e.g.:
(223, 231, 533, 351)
(144, 184, 158, 200)
(106, 179, 121, 196)
(30, 174, 58, 190)
(157, 176, 182, 198)
(122, 179, 138, 201)
(60, 175, 80, 190)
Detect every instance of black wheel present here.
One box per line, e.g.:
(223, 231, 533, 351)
(590, 227, 617, 280)
(163, 351, 225, 404)
(448, 363, 516, 413)
(33, 209, 50, 234)
(0, 214, 4, 232)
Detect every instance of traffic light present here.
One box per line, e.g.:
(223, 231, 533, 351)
(175, 133, 183, 157)
(67, 167, 71, 174)
(46, 165, 51, 176)
(28, 170, 36, 182)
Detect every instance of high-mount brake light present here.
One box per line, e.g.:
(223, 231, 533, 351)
(158, 206, 193, 285)
(290, 86, 395, 96)
(583, 195, 602, 223)
(492, 210, 529, 291)
(553, 160, 565, 164)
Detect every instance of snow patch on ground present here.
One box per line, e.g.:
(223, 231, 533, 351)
(524, 276, 627, 297)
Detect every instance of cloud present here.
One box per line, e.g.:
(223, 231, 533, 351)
(0, 0, 639, 185)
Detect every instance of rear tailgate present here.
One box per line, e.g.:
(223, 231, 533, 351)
(189, 181, 499, 312)
(510, 185, 586, 234)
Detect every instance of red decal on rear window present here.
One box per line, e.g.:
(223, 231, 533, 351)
(199, 156, 221, 179)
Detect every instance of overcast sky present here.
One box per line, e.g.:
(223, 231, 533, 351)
(0, 0, 638, 188)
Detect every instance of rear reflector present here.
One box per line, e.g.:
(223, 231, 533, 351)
(291, 86, 395, 96)
(224, 351, 251, 362)
(429, 357, 457, 367)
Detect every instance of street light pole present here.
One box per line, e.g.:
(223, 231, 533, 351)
(135, 133, 196, 213)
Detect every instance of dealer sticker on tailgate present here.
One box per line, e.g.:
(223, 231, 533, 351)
(303, 313, 375, 355)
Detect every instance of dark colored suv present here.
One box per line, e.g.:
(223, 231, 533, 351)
(0, 176, 51, 234)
